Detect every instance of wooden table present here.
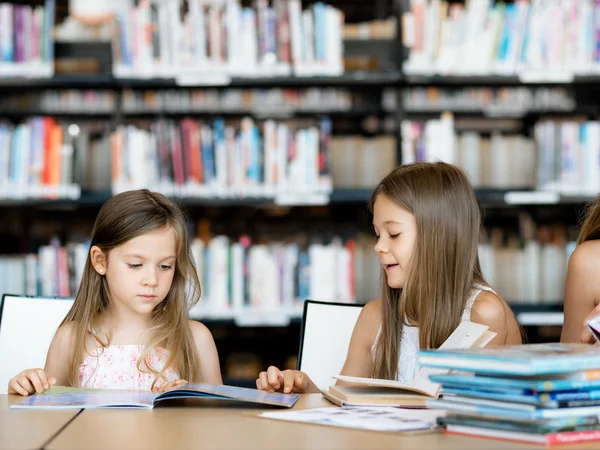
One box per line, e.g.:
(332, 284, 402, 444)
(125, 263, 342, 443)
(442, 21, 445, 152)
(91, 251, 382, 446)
(0, 395, 80, 450)
(4, 394, 600, 450)
(41, 394, 581, 450)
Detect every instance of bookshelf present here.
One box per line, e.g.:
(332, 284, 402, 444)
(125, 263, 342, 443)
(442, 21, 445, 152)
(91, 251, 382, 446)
(2, 0, 599, 383)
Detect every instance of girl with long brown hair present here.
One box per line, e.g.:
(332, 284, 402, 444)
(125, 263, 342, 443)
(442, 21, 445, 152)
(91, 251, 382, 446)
(256, 162, 521, 393)
(9, 189, 222, 395)
(561, 197, 600, 344)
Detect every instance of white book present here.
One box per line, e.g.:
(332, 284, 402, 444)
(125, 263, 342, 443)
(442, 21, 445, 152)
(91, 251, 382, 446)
(230, 242, 244, 311)
(585, 122, 600, 194)
(23, 5, 32, 64)
(288, 0, 302, 67)
(276, 123, 289, 189)
(208, 236, 230, 311)
(225, 0, 242, 74)
(335, 241, 352, 303)
(189, 0, 207, 67)
(39, 245, 56, 297)
(264, 120, 277, 188)
(208, 3, 223, 65)
(283, 245, 298, 306)
(301, 10, 314, 66)
(25, 254, 38, 296)
(459, 132, 481, 187)
(309, 244, 336, 302)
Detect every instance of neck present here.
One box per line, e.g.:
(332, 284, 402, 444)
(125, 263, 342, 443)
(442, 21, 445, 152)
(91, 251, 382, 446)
(103, 303, 154, 334)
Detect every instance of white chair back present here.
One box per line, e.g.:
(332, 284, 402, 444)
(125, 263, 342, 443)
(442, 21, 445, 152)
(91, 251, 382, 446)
(0, 295, 74, 394)
(297, 300, 363, 391)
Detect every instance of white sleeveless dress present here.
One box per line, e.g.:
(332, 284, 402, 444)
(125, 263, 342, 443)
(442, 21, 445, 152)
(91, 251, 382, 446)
(371, 284, 495, 382)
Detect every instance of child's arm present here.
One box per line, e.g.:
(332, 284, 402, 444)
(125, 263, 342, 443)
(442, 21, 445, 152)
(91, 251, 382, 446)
(471, 290, 522, 345)
(336, 298, 381, 379)
(256, 298, 381, 393)
(561, 241, 600, 343)
(44, 323, 76, 385)
(189, 320, 223, 385)
(8, 323, 74, 395)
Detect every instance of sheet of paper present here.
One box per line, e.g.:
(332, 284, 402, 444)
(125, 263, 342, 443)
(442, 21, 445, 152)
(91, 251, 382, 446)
(260, 406, 444, 432)
(587, 314, 600, 344)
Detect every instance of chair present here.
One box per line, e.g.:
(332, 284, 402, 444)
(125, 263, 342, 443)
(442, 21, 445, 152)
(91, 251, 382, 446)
(297, 300, 364, 391)
(0, 294, 74, 394)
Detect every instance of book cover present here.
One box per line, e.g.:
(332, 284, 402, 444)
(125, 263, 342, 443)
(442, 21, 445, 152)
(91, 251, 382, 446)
(418, 343, 600, 375)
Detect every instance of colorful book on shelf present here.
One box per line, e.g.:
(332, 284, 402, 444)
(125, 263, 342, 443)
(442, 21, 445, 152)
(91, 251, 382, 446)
(418, 343, 600, 376)
(10, 383, 299, 410)
(321, 321, 497, 407)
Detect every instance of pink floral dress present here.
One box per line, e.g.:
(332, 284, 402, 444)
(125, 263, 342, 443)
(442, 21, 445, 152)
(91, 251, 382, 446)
(79, 345, 180, 390)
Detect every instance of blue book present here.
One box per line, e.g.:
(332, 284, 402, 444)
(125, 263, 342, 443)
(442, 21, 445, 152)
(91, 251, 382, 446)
(430, 372, 600, 393)
(427, 398, 600, 420)
(11, 383, 299, 410)
(442, 386, 600, 408)
(418, 343, 600, 376)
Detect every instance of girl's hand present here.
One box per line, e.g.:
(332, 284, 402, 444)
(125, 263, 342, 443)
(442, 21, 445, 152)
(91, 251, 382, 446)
(256, 366, 310, 393)
(152, 379, 188, 393)
(8, 369, 56, 396)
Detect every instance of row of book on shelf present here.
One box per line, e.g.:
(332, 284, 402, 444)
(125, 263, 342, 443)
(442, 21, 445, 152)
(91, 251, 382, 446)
(402, 114, 600, 196)
(110, 117, 334, 201)
(0, 0, 54, 78)
(0, 115, 398, 201)
(112, 0, 344, 81)
(402, 87, 575, 115)
(3, 86, 577, 117)
(402, 0, 600, 78)
(0, 218, 577, 318)
(3, 112, 600, 199)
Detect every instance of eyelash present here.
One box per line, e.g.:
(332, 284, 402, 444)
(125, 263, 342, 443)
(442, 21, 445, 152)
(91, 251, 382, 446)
(127, 264, 173, 271)
(374, 233, 400, 239)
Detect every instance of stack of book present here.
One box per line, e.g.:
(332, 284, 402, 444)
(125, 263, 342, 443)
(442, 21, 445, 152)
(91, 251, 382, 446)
(418, 343, 600, 446)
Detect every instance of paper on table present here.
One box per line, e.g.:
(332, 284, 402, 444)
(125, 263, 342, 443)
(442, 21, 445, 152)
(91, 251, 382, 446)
(259, 406, 444, 432)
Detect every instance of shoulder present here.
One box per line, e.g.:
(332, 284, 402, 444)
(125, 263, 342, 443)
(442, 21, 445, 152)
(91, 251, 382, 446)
(47, 321, 78, 359)
(568, 241, 600, 275)
(470, 289, 510, 327)
(354, 298, 382, 343)
(362, 298, 382, 317)
(53, 321, 77, 345)
(188, 320, 216, 347)
(360, 298, 382, 328)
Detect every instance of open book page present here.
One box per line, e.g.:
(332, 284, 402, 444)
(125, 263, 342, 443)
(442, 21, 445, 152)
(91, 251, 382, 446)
(587, 314, 600, 344)
(11, 383, 300, 410)
(333, 375, 439, 397)
(259, 406, 443, 432)
(11, 389, 158, 409)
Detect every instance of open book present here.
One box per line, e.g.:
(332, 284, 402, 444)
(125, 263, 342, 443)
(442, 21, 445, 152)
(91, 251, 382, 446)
(10, 383, 299, 410)
(321, 321, 496, 407)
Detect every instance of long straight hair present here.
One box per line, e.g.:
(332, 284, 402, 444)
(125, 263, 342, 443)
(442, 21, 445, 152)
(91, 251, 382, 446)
(577, 196, 600, 244)
(369, 162, 486, 380)
(61, 189, 202, 387)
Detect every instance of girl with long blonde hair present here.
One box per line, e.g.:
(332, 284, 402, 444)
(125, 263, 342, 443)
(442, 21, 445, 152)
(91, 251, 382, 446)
(9, 189, 222, 395)
(257, 162, 521, 393)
